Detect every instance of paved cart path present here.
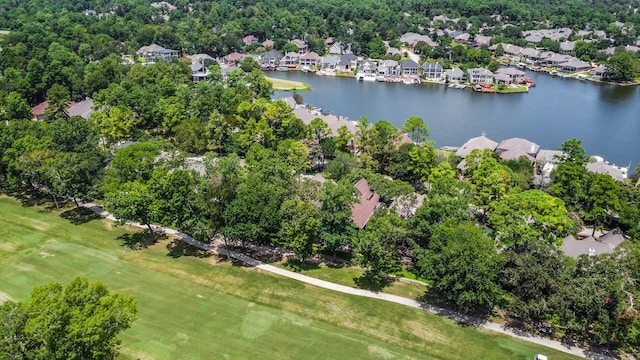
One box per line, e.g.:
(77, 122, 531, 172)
(83, 202, 613, 359)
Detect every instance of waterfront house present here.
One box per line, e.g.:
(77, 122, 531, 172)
(520, 48, 541, 62)
(290, 39, 308, 54)
(300, 52, 321, 67)
(539, 52, 573, 67)
(280, 52, 300, 67)
(586, 160, 627, 181)
(591, 65, 607, 80)
(337, 54, 358, 72)
(400, 60, 420, 76)
(445, 67, 464, 82)
(242, 35, 259, 47)
(136, 44, 179, 62)
(455, 133, 498, 158)
(357, 59, 377, 75)
(378, 60, 399, 76)
(222, 52, 244, 66)
(321, 55, 340, 71)
(467, 68, 494, 84)
(291, 106, 357, 135)
(494, 68, 525, 84)
(351, 178, 381, 229)
(260, 49, 282, 67)
(558, 58, 591, 73)
(421, 61, 443, 79)
(495, 138, 540, 161)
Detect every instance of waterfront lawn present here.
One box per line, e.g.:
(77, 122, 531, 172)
(0, 196, 580, 360)
(265, 76, 311, 91)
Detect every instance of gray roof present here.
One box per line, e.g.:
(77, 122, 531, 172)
(560, 58, 591, 70)
(321, 55, 340, 66)
(520, 48, 539, 57)
(422, 61, 443, 71)
(586, 161, 626, 181)
(562, 228, 626, 258)
(535, 149, 564, 164)
(190, 62, 204, 72)
(292, 107, 357, 135)
(187, 54, 214, 62)
(263, 49, 282, 60)
(445, 67, 463, 78)
(495, 68, 525, 76)
(401, 60, 419, 69)
(66, 98, 94, 119)
(456, 134, 498, 157)
(560, 41, 576, 51)
(338, 54, 357, 66)
(468, 68, 493, 76)
(496, 138, 539, 161)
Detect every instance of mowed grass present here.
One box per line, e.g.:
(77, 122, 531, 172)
(265, 76, 311, 91)
(0, 196, 580, 360)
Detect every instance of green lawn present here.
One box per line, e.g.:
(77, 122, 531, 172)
(0, 196, 580, 360)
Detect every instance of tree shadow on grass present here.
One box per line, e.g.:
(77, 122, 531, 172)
(9, 188, 69, 211)
(353, 275, 394, 293)
(117, 232, 166, 250)
(60, 207, 101, 225)
(282, 259, 321, 273)
(166, 238, 212, 259)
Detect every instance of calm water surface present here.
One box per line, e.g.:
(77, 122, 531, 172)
(270, 70, 640, 168)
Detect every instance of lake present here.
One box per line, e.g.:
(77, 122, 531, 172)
(269, 70, 640, 169)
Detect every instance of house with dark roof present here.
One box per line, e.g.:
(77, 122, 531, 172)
(421, 61, 443, 79)
(495, 138, 540, 161)
(337, 54, 357, 73)
(351, 178, 381, 229)
(400, 60, 419, 76)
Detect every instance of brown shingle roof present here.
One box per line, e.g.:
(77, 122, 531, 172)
(351, 178, 380, 229)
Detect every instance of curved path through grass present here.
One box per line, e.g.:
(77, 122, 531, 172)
(82, 202, 611, 360)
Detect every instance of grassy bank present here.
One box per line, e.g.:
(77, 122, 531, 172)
(0, 196, 580, 360)
(265, 76, 311, 91)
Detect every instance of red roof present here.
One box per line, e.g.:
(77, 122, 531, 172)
(351, 179, 380, 229)
(31, 101, 49, 118)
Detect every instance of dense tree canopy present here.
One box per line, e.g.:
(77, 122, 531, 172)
(0, 277, 137, 360)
